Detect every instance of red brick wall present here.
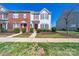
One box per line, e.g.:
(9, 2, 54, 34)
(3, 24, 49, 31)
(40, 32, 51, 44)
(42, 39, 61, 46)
(7, 11, 30, 32)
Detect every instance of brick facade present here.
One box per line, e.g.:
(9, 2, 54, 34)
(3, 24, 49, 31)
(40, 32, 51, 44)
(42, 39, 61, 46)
(0, 6, 51, 32)
(7, 11, 30, 32)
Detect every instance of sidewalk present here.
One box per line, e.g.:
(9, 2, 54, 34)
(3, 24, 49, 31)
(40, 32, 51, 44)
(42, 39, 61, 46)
(29, 29, 37, 38)
(0, 38, 79, 42)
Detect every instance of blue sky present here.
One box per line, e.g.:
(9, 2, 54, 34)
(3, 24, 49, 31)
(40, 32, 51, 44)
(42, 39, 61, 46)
(0, 3, 79, 27)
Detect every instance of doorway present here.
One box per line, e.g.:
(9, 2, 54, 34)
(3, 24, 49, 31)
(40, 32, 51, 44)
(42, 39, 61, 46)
(0, 24, 2, 28)
(21, 23, 27, 28)
(34, 24, 38, 30)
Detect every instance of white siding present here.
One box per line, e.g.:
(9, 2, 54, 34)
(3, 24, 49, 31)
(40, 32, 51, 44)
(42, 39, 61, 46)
(30, 8, 51, 30)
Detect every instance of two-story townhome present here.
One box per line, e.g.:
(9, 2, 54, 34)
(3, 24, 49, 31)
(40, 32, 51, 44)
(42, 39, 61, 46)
(0, 6, 51, 32)
(30, 8, 51, 30)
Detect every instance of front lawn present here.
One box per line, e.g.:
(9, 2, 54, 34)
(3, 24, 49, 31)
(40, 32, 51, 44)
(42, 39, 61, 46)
(0, 42, 79, 56)
(14, 33, 31, 38)
(58, 31, 79, 35)
(36, 33, 65, 38)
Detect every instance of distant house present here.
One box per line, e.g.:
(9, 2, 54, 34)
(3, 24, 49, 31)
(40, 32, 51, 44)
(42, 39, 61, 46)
(0, 6, 51, 32)
(56, 10, 79, 31)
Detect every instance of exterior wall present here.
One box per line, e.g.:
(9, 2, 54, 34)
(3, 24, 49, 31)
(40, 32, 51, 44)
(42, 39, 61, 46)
(39, 10, 51, 30)
(30, 9, 51, 30)
(7, 11, 30, 32)
(0, 7, 51, 32)
(0, 12, 8, 31)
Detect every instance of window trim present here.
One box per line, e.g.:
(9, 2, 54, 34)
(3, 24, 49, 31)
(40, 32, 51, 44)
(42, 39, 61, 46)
(23, 13, 27, 19)
(13, 13, 19, 18)
(40, 13, 49, 20)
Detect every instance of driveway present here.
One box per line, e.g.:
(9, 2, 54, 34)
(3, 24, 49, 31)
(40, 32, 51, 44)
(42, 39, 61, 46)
(0, 38, 79, 42)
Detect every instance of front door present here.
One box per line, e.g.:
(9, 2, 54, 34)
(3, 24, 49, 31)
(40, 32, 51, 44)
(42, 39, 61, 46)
(34, 24, 38, 30)
(0, 24, 2, 28)
(21, 23, 27, 28)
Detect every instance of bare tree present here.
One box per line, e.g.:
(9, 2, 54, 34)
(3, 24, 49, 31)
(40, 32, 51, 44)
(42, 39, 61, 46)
(63, 9, 74, 36)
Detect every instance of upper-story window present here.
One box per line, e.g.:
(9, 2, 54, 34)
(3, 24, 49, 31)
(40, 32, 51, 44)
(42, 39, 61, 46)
(0, 14, 6, 20)
(13, 13, 19, 18)
(34, 14, 39, 20)
(2, 14, 4, 19)
(23, 14, 27, 19)
(40, 13, 49, 19)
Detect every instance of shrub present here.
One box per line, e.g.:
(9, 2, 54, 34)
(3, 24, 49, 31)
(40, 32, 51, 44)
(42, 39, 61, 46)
(76, 28, 79, 32)
(0, 27, 5, 32)
(22, 28, 26, 33)
(42, 29, 47, 32)
(37, 29, 41, 33)
(30, 28, 34, 33)
(13, 28, 20, 33)
(61, 28, 66, 31)
(38, 29, 51, 32)
(46, 30, 51, 32)
(51, 27, 56, 32)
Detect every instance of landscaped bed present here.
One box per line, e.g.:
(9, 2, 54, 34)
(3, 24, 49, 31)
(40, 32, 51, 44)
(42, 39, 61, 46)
(0, 42, 79, 56)
(14, 33, 31, 38)
(0, 33, 15, 37)
(36, 32, 65, 38)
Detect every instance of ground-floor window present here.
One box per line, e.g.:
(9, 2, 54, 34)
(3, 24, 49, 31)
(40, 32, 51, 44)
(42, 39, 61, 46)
(45, 24, 49, 30)
(40, 24, 49, 30)
(13, 23, 20, 29)
(40, 24, 44, 29)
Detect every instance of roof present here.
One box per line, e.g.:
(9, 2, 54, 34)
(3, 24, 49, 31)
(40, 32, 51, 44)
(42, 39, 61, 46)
(40, 8, 51, 14)
(8, 10, 30, 13)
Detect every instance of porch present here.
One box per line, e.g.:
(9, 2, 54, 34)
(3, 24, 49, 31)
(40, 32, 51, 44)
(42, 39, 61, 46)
(32, 20, 40, 30)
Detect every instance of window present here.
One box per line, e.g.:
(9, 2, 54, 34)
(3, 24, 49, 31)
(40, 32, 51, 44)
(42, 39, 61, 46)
(40, 24, 49, 30)
(40, 14, 44, 19)
(34, 14, 39, 20)
(40, 13, 49, 19)
(13, 23, 20, 29)
(45, 14, 49, 19)
(13, 13, 19, 18)
(40, 24, 44, 29)
(23, 14, 27, 18)
(45, 24, 49, 29)
(2, 14, 4, 19)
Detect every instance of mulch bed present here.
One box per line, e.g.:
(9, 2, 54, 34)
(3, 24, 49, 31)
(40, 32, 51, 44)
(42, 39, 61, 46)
(38, 32, 56, 34)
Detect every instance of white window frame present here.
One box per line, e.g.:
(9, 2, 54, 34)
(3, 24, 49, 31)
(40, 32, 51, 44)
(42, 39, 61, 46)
(13, 23, 20, 29)
(2, 14, 4, 19)
(41, 13, 48, 19)
(13, 13, 19, 18)
(23, 14, 27, 19)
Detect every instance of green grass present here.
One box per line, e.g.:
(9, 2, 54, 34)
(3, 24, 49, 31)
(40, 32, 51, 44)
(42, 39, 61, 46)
(58, 31, 79, 35)
(0, 42, 79, 56)
(36, 33, 65, 38)
(14, 33, 31, 38)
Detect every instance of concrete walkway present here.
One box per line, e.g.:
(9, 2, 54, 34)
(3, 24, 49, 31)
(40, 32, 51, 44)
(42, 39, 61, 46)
(0, 38, 79, 42)
(7, 32, 22, 38)
(29, 29, 37, 38)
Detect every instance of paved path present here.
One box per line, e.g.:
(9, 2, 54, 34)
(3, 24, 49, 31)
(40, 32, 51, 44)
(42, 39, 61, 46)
(0, 38, 79, 42)
(29, 29, 37, 38)
(7, 32, 22, 38)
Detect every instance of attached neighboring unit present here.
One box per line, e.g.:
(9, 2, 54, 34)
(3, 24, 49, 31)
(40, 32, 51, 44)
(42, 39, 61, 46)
(0, 6, 51, 32)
